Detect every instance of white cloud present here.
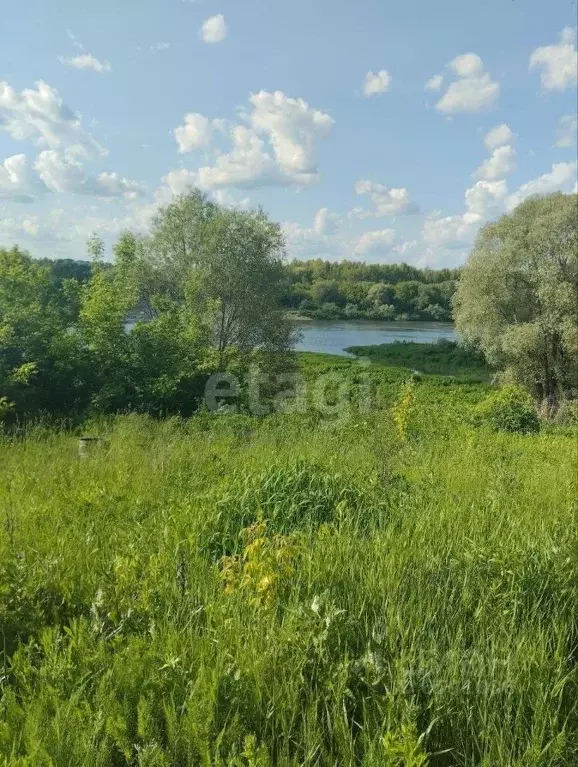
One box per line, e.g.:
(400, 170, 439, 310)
(529, 27, 578, 91)
(484, 123, 514, 150)
(181, 90, 334, 189)
(362, 70, 391, 97)
(475, 145, 516, 181)
(506, 160, 578, 210)
(422, 211, 481, 248)
(34, 150, 144, 199)
(425, 74, 443, 91)
(248, 90, 333, 180)
(423, 177, 508, 249)
(436, 53, 499, 113)
(450, 53, 484, 77)
(200, 14, 227, 44)
(0, 154, 45, 202)
(195, 126, 280, 188)
(59, 53, 111, 73)
(174, 113, 225, 152)
(465, 179, 508, 216)
(555, 115, 577, 148)
(354, 228, 396, 255)
(313, 207, 339, 235)
(0, 80, 105, 158)
(354, 179, 419, 216)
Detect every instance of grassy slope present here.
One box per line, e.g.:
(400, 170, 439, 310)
(0, 350, 576, 766)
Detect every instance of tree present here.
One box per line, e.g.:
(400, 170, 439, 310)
(141, 189, 297, 369)
(453, 193, 578, 403)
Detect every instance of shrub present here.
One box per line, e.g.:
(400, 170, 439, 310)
(473, 384, 539, 433)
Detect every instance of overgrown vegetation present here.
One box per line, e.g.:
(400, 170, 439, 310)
(0, 356, 576, 765)
(346, 339, 490, 381)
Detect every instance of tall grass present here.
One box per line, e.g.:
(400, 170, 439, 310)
(0, 359, 576, 765)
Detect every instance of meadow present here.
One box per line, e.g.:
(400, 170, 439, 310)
(0, 350, 576, 766)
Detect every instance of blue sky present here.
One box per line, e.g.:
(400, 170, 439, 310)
(1, 0, 576, 265)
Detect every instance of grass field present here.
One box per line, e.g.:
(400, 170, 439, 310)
(0, 350, 576, 766)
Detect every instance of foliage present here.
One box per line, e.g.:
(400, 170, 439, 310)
(473, 384, 540, 434)
(0, 191, 297, 421)
(220, 520, 301, 608)
(454, 192, 578, 403)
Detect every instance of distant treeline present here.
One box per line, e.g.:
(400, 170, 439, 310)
(282, 260, 459, 321)
(39, 257, 459, 322)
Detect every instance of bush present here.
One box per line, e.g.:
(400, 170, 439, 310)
(473, 385, 540, 433)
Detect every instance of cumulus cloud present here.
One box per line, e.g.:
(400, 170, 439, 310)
(436, 53, 499, 113)
(484, 123, 514, 150)
(174, 113, 225, 152)
(175, 90, 334, 189)
(200, 14, 227, 44)
(354, 179, 419, 216)
(0, 80, 105, 158)
(529, 27, 578, 91)
(424, 74, 443, 91)
(362, 70, 391, 97)
(354, 228, 396, 255)
(506, 160, 578, 210)
(475, 145, 516, 181)
(195, 126, 280, 188)
(423, 176, 508, 249)
(59, 54, 111, 73)
(313, 207, 339, 235)
(34, 150, 144, 199)
(465, 179, 508, 216)
(422, 211, 481, 248)
(248, 90, 334, 179)
(555, 115, 577, 148)
(0, 154, 46, 202)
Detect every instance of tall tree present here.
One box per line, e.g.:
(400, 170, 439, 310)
(453, 192, 578, 403)
(142, 189, 297, 368)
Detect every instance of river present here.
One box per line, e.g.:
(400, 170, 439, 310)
(294, 320, 456, 356)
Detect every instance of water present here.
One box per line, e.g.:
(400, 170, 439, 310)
(294, 320, 456, 356)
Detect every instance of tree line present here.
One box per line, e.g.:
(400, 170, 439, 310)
(282, 260, 459, 321)
(35, 256, 460, 323)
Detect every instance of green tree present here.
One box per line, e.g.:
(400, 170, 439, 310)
(142, 189, 297, 369)
(454, 193, 578, 403)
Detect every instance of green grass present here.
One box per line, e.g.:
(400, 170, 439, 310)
(0, 353, 576, 766)
(345, 340, 491, 381)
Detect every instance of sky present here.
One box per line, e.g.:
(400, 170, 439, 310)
(0, 0, 577, 267)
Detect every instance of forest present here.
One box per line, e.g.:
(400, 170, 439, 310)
(281, 260, 458, 320)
